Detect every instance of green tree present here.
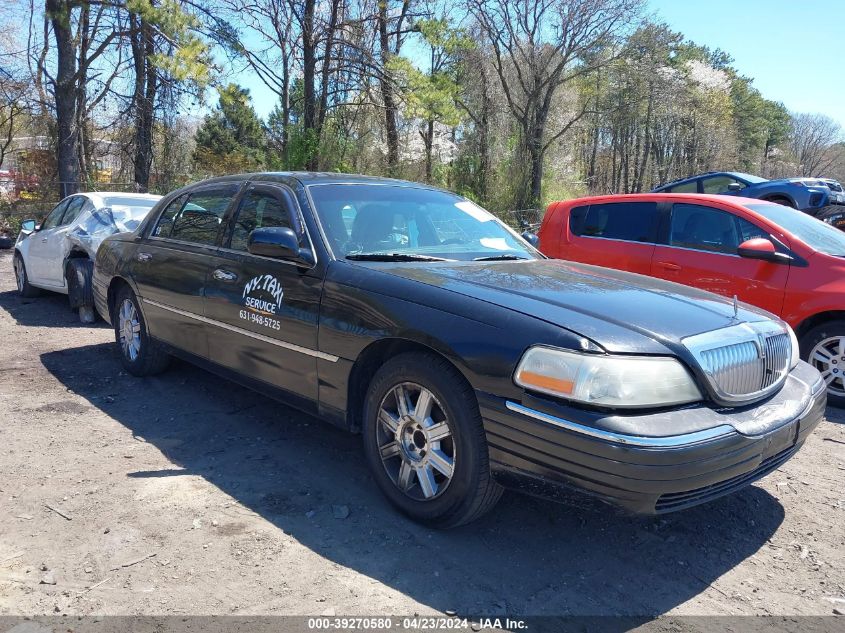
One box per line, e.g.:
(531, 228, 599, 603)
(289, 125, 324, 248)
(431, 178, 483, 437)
(193, 83, 266, 174)
(389, 18, 470, 182)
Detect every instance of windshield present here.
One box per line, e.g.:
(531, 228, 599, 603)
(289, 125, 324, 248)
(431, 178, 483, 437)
(732, 172, 768, 184)
(307, 184, 536, 261)
(744, 203, 845, 256)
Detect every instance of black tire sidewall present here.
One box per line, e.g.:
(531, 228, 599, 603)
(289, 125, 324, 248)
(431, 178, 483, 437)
(362, 353, 487, 526)
(13, 253, 37, 297)
(800, 320, 845, 407)
(113, 287, 154, 375)
(65, 259, 94, 312)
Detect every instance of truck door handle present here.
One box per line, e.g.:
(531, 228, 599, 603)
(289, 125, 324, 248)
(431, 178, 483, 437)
(137, 252, 152, 262)
(213, 269, 237, 282)
(657, 261, 681, 271)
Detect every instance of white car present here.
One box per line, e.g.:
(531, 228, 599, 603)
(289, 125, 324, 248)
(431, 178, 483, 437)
(13, 191, 161, 322)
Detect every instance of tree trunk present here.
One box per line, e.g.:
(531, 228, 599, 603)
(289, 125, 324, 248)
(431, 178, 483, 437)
(526, 106, 547, 207)
(48, 0, 80, 199)
(302, 0, 318, 170)
(130, 11, 157, 192)
(477, 85, 490, 201)
(422, 119, 434, 182)
(377, 1, 399, 175)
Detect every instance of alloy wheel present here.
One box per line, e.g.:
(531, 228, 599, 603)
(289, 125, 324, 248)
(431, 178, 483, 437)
(809, 336, 845, 398)
(376, 382, 456, 501)
(118, 298, 142, 362)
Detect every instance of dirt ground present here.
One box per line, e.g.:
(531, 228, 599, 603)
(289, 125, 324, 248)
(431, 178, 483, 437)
(0, 248, 843, 618)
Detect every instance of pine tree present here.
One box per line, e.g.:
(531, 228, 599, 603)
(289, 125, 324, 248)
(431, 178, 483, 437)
(193, 83, 266, 174)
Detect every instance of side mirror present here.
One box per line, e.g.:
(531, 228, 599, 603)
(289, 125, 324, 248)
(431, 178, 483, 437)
(247, 227, 315, 267)
(727, 182, 742, 192)
(521, 231, 540, 248)
(20, 219, 37, 233)
(737, 238, 788, 263)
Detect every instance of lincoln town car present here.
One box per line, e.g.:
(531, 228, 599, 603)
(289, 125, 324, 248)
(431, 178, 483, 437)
(92, 173, 825, 527)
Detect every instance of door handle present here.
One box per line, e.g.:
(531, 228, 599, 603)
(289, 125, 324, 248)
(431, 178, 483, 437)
(41, 238, 48, 243)
(657, 261, 681, 271)
(213, 268, 238, 282)
(137, 252, 152, 262)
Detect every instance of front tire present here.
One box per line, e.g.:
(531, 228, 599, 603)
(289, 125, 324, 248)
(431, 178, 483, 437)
(801, 320, 845, 407)
(766, 196, 796, 209)
(113, 286, 171, 376)
(13, 253, 40, 298)
(362, 352, 502, 528)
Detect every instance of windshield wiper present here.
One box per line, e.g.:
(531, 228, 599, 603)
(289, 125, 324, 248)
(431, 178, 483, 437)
(473, 254, 530, 261)
(345, 253, 450, 262)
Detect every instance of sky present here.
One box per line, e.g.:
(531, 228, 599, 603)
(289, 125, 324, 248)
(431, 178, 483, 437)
(649, 0, 845, 128)
(234, 0, 845, 128)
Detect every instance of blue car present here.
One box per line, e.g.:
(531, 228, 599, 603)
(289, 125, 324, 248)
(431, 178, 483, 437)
(652, 171, 836, 213)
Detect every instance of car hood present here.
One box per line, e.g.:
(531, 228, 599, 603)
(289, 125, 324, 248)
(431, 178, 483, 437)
(757, 177, 825, 189)
(371, 259, 774, 354)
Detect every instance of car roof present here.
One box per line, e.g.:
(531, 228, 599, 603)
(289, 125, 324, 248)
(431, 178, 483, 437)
(190, 171, 447, 191)
(552, 193, 776, 208)
(72, 191, 162, 203)
(654, 171, 762, 188)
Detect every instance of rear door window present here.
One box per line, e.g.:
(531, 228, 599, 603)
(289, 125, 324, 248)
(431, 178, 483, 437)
(570, 202, 659, 243)
(60, 196, 87, 226)
(169, 189, 236, 245)
(667, 181, 698, 193)
(41, 200, 70, 229)
(153, 194, 188, 238)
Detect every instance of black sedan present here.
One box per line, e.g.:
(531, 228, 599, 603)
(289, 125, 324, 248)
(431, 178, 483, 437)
(93, 173, 825, 527)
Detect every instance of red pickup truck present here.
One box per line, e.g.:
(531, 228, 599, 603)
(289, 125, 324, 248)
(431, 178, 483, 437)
(537, 193, 845, 405)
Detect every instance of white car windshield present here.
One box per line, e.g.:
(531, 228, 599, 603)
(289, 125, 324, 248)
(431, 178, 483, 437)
(308, 183, 536, 261)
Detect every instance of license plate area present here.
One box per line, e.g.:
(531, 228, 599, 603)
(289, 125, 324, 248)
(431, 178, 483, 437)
(762, 420, 799, 459)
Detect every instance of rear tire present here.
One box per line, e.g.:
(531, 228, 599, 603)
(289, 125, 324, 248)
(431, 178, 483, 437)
(800, 320, 845, 407)
(362, 352, 502, 528)
(13, 253, 41, 298)
(113, 285, 171, 376)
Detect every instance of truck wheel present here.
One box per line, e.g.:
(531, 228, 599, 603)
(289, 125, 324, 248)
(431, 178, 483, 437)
(13, 253, 41, 298)
(113, 285, 171, 376)
(362, 352, 502, 528)
(801, 320, 845, 407)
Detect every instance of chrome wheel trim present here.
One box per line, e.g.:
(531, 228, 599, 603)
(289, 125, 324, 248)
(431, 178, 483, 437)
(118, 298, 142, 362)
(809, 336, 845, 397)
(14, 257, 25, 293)
(376, 382, 456, 501)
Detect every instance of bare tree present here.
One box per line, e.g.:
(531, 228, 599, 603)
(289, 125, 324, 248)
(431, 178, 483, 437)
(43, 0, 129, 197)
(468, 0, 642, 207)
(791, 112, 843, 176)
(0, 70, 29, 170)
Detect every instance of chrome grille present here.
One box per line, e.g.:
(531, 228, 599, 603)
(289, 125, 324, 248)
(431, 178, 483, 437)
(683, 322, 792, 405)
(700, 341, 762, 395)
(763, 333, 790, 389)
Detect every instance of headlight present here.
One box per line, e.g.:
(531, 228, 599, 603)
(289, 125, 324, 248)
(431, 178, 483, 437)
(787, 324, 800, 369)
(514, 346, 702, 408)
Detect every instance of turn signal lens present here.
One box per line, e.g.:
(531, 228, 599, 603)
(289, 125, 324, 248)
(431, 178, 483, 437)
(787, 324, 800, 369)
(514, 346, 703, 409)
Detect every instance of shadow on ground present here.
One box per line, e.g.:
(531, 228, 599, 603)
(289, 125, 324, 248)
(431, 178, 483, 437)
(41, 342, 788, 617)
(0, 288, 109, 329)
